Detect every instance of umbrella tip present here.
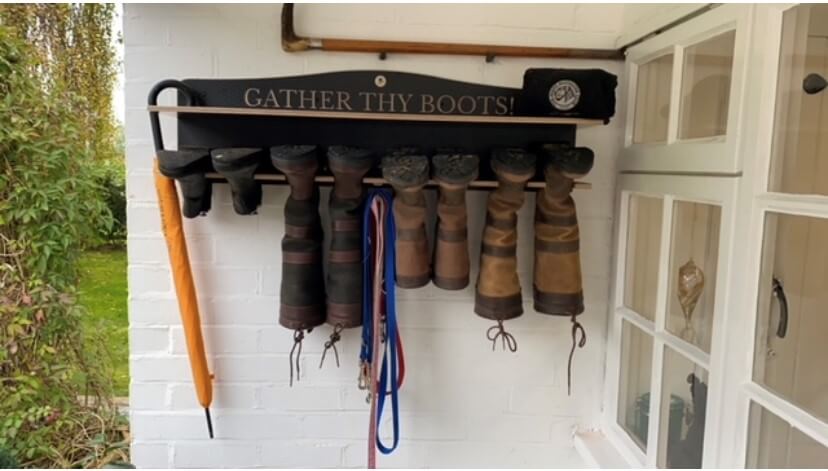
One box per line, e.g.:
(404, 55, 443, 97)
(205, 407, 214, 439)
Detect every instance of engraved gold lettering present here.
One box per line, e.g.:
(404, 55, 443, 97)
(377, 93, 395, 112)
(320, 90, 334, 111)
(437, 95, 456, 114)
(359, 92, 377, 111)
(244, 88, 262, 107)
(457, 95, 475, 115)
(398, 93, 413, 113)
(495, 96, 510, 115)
(420, 94, 435, 113)
(281, 89, 298, 108)
(336, 91, 352, 111)
(477, 96, 494, 115)
(264, 89, 280, 108)
(299, 89, 317, 109)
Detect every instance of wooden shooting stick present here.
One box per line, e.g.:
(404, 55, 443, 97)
(281, 3, 624, 62)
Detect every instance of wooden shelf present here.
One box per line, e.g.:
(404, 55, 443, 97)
(149, 105, 604, 126)
(205, 173, 591, 190)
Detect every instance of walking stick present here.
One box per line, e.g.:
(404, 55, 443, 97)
(148, 81, 214, 438)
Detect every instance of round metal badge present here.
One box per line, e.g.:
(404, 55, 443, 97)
(548, 80, 581, 111)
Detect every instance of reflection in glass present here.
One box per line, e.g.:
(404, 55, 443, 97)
(754, 213, 828, 423)
(618, 321, 654, 451)
(678, 31, 736, 139)
(666, 201, 721, 352)
(658, 347, 708, 469)
(768, 5, 828, 195)
(746, 402, 828, 468)
(633, 54, 674, 144)
(623, 195, 663, 321)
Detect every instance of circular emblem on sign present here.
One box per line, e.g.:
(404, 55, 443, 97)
(374, 74, 387, 88)
(548, 80, 581, 111)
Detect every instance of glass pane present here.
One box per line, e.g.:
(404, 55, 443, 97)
(768, 5, 828, 195)
(666, 201, 721, 352)
(658, 347, 708, 468)
(633, 54, 674, 144)
(623, 195, 664, 321)
(746, 402, 828, 468)
(753, 212, 828, 423)
(617, 320, 654, 451)
(678, 30, 736, 139)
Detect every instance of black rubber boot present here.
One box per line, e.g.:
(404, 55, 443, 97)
(157, 148, 213, 218)
(211, 148, 265, 215)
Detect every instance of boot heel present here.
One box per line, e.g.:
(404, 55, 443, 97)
(211, 147, 265, 215)
(157, 148, 213, 218)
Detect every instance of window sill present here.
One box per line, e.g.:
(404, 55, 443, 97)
(574, 430, 636, 469)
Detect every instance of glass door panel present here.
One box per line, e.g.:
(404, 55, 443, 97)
(678, 30, 736, 139)
(768, 5, 828, 195)
(754, 212, 828, 423)
(746, 402, 828, 468)
(623, 195, 664, 321)
(618, 320, 655, 451)
(666, 201, 722, 352)
(658, 347, 708, 469)
(633, 54, 674, 144)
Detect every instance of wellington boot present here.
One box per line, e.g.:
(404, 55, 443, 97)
(157, 148, 212, 218)
(475, 148, 536, 335)
(432, 153, 479, 290)
(270, 145, 326, 331)
(326, 146, 375, 329)
(211, 148, 265, 215)
(271, 145, 326, 385)
(535, 143, 594, 394)
(382, 153, 430, 288)
(533, 144, 593, 315)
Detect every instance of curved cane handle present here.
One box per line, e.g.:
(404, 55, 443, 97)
(147, 80, 199, 152)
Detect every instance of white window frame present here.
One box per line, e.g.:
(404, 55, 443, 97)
(720, 3, 828, 468)
(604, 174, 737, 468)
(605, 3, 828, 468)
(621, 4, 753, 175)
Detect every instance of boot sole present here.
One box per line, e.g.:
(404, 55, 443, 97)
(382, 154, 429, 188)
(327, 146, 375, 172)
(271, 145, 318, 170)
(433, 153, 479, 185)
(491, 148, 536, 180)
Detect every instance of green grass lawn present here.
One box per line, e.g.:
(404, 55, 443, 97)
(78, 248, 129, 396)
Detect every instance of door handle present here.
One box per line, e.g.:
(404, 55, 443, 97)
(803, 73, 827, 95)
(771, 277, 788, 338)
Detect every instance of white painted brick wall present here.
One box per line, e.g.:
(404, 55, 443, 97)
(125, 3, 625, 468)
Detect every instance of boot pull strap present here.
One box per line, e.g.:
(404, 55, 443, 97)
(319, 324, 344, 369)
(567, 315, 587, 395)
(289, 328, 310, 387)
(487, 319, 518, 352)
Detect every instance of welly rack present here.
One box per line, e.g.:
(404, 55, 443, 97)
(149, 70, 605, 190)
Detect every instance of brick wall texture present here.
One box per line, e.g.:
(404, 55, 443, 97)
(125, 4, 625, 468)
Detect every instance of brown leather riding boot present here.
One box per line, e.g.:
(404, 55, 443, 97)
(535, 143, 594, 393)
(270, 145, 326, 330)
(271, 145, 326, 385)
(432, 153, 479, 290)
(382, 153, 430, 288)
(475, 148, 536, 348)
(326, 146, 375, 329)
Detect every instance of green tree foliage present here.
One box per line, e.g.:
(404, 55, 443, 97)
(0, 15, 128, 468)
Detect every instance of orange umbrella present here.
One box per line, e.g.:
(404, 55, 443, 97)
(149, 81, 214, 438)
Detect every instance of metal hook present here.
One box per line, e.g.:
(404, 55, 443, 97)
(147, 80, 199, 152)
